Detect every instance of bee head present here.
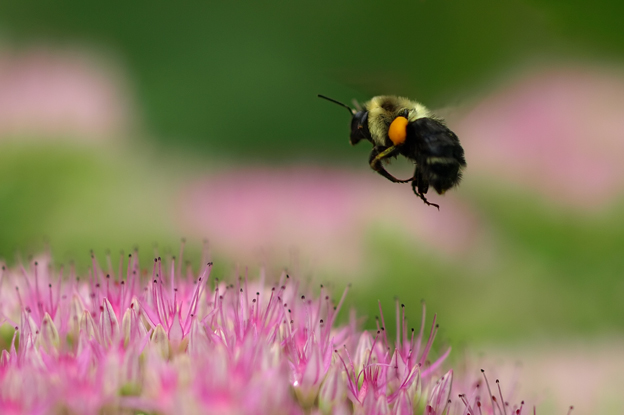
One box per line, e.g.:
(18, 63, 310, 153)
(318, 94, 371, 145)
(349, 110, 371, 145)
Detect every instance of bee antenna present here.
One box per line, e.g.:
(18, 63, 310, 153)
(318, 94, 355, 116)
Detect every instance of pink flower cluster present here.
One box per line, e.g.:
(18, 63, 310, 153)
(177, 167, 482, 274)
(0, 48, 131, 143)
(455, 66, 624, 210)
(0, 251, 520, 415)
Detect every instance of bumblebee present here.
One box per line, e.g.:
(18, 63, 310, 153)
(319, 94, 466, 209)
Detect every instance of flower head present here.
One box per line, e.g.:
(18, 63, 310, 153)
(0, 248, 533, 414)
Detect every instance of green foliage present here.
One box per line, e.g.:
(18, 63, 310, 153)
(0, 1, 622, 347)
(357, 190, 624, 345)
(0, 144, 176, 268)
(0, 0, 598, 160)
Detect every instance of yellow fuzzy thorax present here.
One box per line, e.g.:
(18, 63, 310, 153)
(365, 96, 430, 146)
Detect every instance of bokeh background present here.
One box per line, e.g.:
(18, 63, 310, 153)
(1, 1, 623, 412)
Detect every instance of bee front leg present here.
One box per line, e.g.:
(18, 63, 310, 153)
(369, 146, 413, 183)
(411, 169, 439, 210)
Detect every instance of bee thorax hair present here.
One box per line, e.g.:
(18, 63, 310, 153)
(365, 96, 430, 146)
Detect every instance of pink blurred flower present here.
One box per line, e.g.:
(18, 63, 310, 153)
(450, 368, 527, 415)
(0, 48, 132, 143)
(0, 249, 456, 414)
(177, 167, 483, 272)
(473, 343, 624, 415)
(455, 66, 624, 210)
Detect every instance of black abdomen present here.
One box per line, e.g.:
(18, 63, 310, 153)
(402, 117, 466, 194)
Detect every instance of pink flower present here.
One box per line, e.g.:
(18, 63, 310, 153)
(337, 301, 451, 414)
(447, 367, 532, 415)
(0, 48, 131, 143)
(176, 167, 483, 274)
(0, 248, 457, 414)
(455, 66, 624, 210)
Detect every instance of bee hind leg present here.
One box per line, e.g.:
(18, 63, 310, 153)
(369, 146, 413, 183)
(411, 170, 439, 210)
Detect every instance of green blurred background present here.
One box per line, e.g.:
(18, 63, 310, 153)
(1, 0, 623, 354)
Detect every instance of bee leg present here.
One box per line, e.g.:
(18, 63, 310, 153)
(369, 146, 413, 183)
(411, 170, 440, 210)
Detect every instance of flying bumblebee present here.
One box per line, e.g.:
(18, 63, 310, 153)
(319, 94, 466, 209)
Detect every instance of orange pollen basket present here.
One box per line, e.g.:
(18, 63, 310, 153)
(388, 116, 408, 145)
